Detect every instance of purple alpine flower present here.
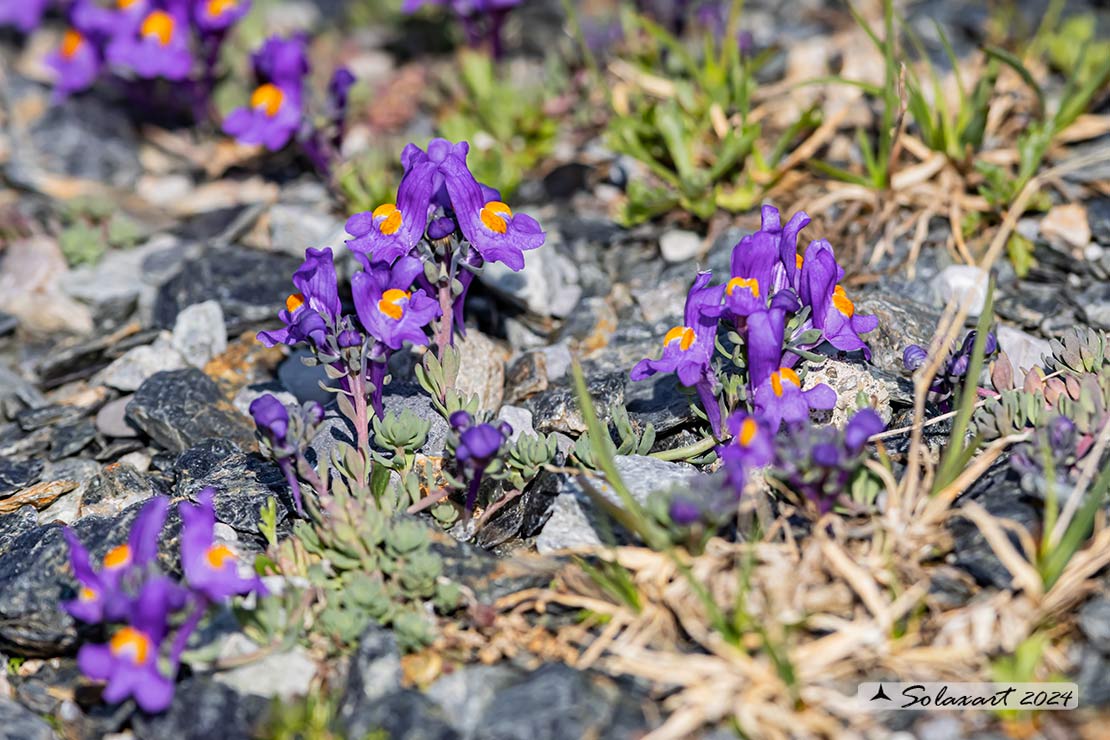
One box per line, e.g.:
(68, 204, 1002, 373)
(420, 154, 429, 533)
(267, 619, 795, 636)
(0, 0, 50, 32)
(798, 240, 877, 356)
(752, 365, 837, 432)
(222, 80, 302, 150)
(193, 0, 250, 32)
(631, 272, 725, 435)
(72, 0, 148, 39)
(903, 344, 928, 372)
(442, 154, 545, 270)
(62, 496, 170, 624)
(345, 160, 438, 267)
(745, 309, 786, 390)
(749, 205, 811, 292)
(248, 394, 289, 446)
(76, 576, 180, 713)
(351, 256, 440, 351)
(180, 488, 265, 602)
(719, 412, 775, 495)
(844, 408, 885, 452)
(46, 29, 101, 100)
(258, 247, 341, 349)
(106, 6, 192, 80)
(450, 410, 511, 515)
(252, 34, 308, 86)
(721, 225, 784, 318)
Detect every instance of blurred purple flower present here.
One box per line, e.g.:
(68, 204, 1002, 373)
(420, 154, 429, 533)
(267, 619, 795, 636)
(106, 7, 192, 80)
(450, 410, 511, 514)
(46, 29, 101, 100)
(719, 412, 774, 494)
(194, 0, 250, 33)
(0, 0, 50, 32)
(252, 34, 308, 86)
(180, 488, 265, 602)
(753, 365, 836, 432)
(222, 80, 302, 150)
(72, 0, 148, 40)
(248, 394, 289, 446)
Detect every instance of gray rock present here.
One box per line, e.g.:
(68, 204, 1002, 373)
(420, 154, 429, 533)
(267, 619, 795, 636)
(131, 678, 270, 740)
(1077, 281, 1110, 331)
(173, 438, 291, 541)
(0, 458, 43, 498)
(525, 371, 626, 436)
(1079, 596, 1110, 654)
(477, 663, 640, 740)
(1076, 649, 1110, 707)
(853, 288, 942, 374)
(126, 369, 256, 453)
(211, 633, 317, 700)
(659, 229, 702, 263)
(0, 365, 46, 420)
(232, 385, 298, 418)
(95, 396, 139, 438)
(948, 461, 1036, 589)
(171, 301, 228, 368)
(0, 311, 16, 337)
(153, 246, 302, 330)
(16, 406, 84, 432)
(0, 238, 93, 335)
(996, 325, 1051, 376)
(802, 358, 897, 427)
(277, 350, 337, 405)
(48, 421, 97, 461)
(425, 664, 524, 740)
(339, 625, 459, 740)
(536, 456, 698, 553)
(6, 91, 141, 189)
(80, 462, 157, 518)
(95, 333, 187, 392)
(479, 240, 582, 318)
(0, 697, 57, 740)
(267, 201, 345, 257)
(1089, 197, 1110, 246)
(36, 458, 100, 525)
(931, 265, 989, 317)
(455, 330, 507, 413)
(496, 405, 535, 443)
(59, 239, 170, 322)
(540, 342, 572, 381)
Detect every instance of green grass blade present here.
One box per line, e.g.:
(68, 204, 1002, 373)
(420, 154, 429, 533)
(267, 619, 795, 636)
(984, 46, 1045, 120)
(1040, 462, 1110, 588)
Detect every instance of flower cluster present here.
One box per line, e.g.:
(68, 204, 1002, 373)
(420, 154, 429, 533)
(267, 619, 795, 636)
(63, 490, 264, 713)
(903, 329, 998, 410)
(256, 139, 543, 514)
(632, 205, 876, 439)
(35, 0, 251, 102)
(220, 33, 354, 169)
(403, 0, 523, 58)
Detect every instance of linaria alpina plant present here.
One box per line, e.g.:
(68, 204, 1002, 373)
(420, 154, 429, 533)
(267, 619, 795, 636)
(63, 491, 265, 713)
(903, 329, 999, 410)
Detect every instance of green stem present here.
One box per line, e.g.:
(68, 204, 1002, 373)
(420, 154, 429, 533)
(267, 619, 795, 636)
(650, 435, 718, 461)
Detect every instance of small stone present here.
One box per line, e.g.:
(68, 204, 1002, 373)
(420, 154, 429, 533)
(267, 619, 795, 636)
(541, 342, 572, 381)
(48, 421, 96, 460)
(1089, 197, 1110, 245)
(1040, 203, 1090, 250)
(95, 333, 187, 392)
(478, 237, 582, 318)
(36, 458, 100, 525)
(131, 678, 269, 740)
(1079, 597, 1110, 654)
(172, 300, 228, 368)
(267, 202, 345, 257)
(525, 371, 626, 436)
(16, 405, 83, 432)
(0, 237, 93, 335)
(932, 265, 989, 317)
(659, 229, 702, 263)
(496, 405, 535, 443)
(996, 325, 1051, 376)
(536, 456, 698, 554)
(455, 330, 508, 413)
(0, 458, 43, 498)
(95, 396, 139, 438)
(801, 359, 896, 427)
(79, 462, 157, 518)
(212, 633, 317, 700)
(0, 697, 57, 740)
(126, 368, 256, 453)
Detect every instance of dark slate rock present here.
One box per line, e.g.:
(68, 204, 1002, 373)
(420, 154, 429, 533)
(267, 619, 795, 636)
(1090, 197, 1110, 246)
(0, 365, 46, 421)
(948, 460, 1039, 590)
(0, 506, 39, 554)
(1079, 596, 1110, 654)
(339, 624, 459, 740)
(16, 405, 83, 432)
(524, 371, 626, 435)
(131, 678, 270, 740)
(172, 438, 291, 542)
(0, 311, 16, 337)
(0, 458, 43, 498)
(1076, 650, 1110, 707)
(34, 328, 162, 388)
(80, 462, 158, 514)
(126, 369, 255, 453)
(153, 247, 301, 330)
(853, 288, 942, 374)
(7, 93, 141, 189)
(473, 465, 564, 550)
(624, 371, 698, 436)
(0, 697, 56, 740)
(1076, 281, 1110, 331)
(478, 663, 640, 740)
(49, 421, 97, 460)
